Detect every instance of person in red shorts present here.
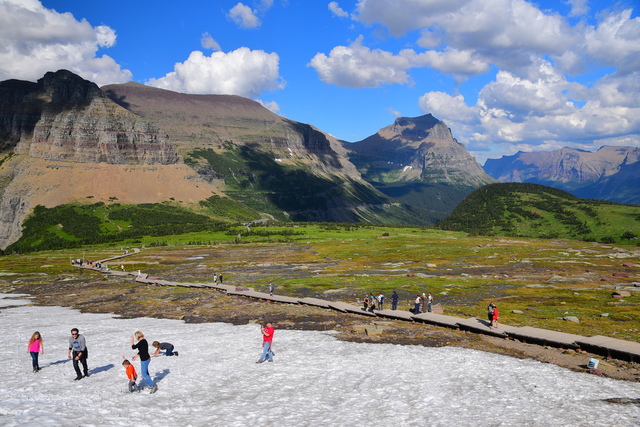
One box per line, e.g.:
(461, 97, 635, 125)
(256, 322, 274, 364)
(491, 305, 500, 329)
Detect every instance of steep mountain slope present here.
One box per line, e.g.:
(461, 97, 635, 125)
(0, 70, 426, 250)
(438, 182, 640, 242)
(483, 146, 640, 204)
(343, 115, 495, 223)
(0, 70, 219, 250)
(103, 82, 422, 224)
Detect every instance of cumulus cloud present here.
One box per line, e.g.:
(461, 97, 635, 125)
(419, 92, 479, 125)
(329, 2, 349, 18)
(228, 3, 261, 28)
(412, 49, 490, 76)
(257, 99, 280, 113)
(583, 9, 640, 74)
(201, 32, 221, 51)
(146, 48, 285, 99)
(308, 36, 413, 87)
(340, 0, 640, 161)
(0, 0, 131, 85)
(566, 0, 589, 17)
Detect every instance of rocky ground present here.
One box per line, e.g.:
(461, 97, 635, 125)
(7, 271, 640, 383)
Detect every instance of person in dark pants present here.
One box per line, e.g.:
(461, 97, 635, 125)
(152, 341, 179, 356)
(391, 291, 399, 310)
(413, 295, 421, 314)
(131, 331, 157, 393)
(68, 328, 89, 380)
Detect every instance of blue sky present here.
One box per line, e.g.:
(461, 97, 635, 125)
(1, 0, 639, 163)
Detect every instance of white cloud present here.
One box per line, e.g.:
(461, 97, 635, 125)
(412, 49, 490, 76)
(566, 0, 589, 17)
(354, 0, 466, 36)
(329, 2, 349, 18)
(201, 32, 221, 51)
(341, 0, 640, 162)
(308, 36, 413, 87)
(228, 3, 261, 28)
(146, 48, 285, 99)
(583, 9, 640, 74)
(257, 99, 280, 113)
(355, 0, 578, 76)
(0, 0, 131, 85)
(418, 92, 479, 124)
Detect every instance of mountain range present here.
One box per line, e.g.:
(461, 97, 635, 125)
(483, 146, 640, 205)
(0, 70, 494, 250)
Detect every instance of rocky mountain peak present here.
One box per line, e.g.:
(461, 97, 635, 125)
(39, 69, 102, 107)
(377, 114, 453, 146)
(346, 114, 494, 187)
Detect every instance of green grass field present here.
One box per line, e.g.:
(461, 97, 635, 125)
(1, 224, 638, 343)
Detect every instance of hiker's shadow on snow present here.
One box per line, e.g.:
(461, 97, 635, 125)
(154, 369, 170, 383)
(90, 363, 115, 375)
(48, 359, 71, 366)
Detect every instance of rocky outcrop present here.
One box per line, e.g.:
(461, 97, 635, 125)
(1, 70, 178, 164)
(345, 115, 494, 187)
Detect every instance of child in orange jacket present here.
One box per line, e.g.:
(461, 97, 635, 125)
(122, 359, 139, 392)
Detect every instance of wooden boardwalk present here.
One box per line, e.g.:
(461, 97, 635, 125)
(74, 251, 640, 363)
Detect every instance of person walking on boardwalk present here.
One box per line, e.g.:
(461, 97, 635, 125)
(68, 328, 89, 380)
(363, 295, 369, 311)
(27, 331, 44, 373)
(131, 331, 157, 393)
(369, 294, 377, 312)
(487, 302, 496, 326)
(491, 305, 500, 329)
(256, 322, 275, 364)
(420, 293, 428, 313)
(427, 292, 433, 313)
(391, 291, 399, 310)
(269, 283, 274, 296)
(378, 293, 385, 310)
(413, 295, 421, 314)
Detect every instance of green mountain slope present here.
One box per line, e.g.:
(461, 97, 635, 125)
(438, 183, 640, 243)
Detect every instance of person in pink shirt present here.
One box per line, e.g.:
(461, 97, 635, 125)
(27, 331, 44, 373)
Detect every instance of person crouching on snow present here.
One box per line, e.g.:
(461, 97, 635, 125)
(152, 341, 179, 356)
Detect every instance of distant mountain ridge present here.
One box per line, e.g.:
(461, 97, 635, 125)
(483, 146, 640, 204)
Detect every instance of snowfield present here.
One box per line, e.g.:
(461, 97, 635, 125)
(1, 293, 639, 426)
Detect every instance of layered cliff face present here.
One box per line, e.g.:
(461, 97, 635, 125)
(0, 71, 217, 250)
(0, 70, 178, 164)
(102, 83, 354, 178)
(483, 146, 640, 204)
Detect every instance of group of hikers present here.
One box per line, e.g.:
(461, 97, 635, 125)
(27, 322, 274, 394)
(412, 292, 435, 314)
(27, 328, 179, 394)
(363, 291, 437, 314)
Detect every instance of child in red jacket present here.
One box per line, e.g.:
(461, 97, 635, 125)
(122, 359, 139, 392)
